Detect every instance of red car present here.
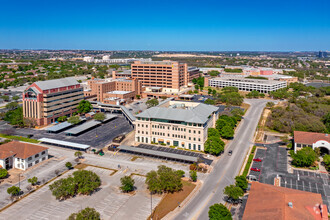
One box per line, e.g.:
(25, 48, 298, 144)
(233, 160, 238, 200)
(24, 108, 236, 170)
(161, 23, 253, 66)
(250, 168, 260, 172)
(253, 158, 262, 162)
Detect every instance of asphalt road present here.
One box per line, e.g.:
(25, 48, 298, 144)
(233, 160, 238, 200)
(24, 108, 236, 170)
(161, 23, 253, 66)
(174, 99, 271, 220)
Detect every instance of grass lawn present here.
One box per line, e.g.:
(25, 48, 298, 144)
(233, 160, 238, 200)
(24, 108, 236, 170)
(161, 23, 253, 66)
(0, 134, 39, 144)
(149, 180, 196, 220)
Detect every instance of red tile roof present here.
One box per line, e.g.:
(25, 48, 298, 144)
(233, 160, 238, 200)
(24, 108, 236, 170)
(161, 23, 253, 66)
(0, 150, 16, 159)
(294, 131, 329, 145)
(0, 141, 48, 159)
(243, 182, 327, 220)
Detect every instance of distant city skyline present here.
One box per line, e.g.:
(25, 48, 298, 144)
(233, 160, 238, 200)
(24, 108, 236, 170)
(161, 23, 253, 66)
(0, 0, 329, 51)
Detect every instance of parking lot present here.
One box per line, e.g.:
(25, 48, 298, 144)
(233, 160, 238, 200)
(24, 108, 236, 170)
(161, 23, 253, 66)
(249, 143, 330, 207)
(0, 166, 162, 220)
(0, 115, 133, 148)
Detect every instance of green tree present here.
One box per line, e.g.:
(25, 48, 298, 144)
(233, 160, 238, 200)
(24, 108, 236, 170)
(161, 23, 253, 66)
(220, 125, 234, 139)
(68, 116, 81, 125)
(266, 102, 275, 108)
(235, 175, 248, 191)
(49, 170, 101, 200)
(4, 107, 24, 127)
(0, 169, 8, 179)
(74, 151, 83, 159)
(290, 147, 318, 167)
(145, 165, 182, 193)
(77, 100, 92, 114)
(323, 154, 330, 171)
(146, 98, 159, 108)
(93, 112, 105, 121)
(136, 94, 141, 99)
(120, 176, 135, 192)
(204, 99, 215, 105)
(204, 136, 225, 155)
(223, 185, 244, 201)
(65, 162, 73, 169)
(12, 96, 20, 101)
(68, 207, 100, 220)
(1, 95, 9, 102)
(208, 203, 232, 220)
(58, 116, 67, 122)
(28, 176, 38, 186)
(190, 170, 197, 182)
(208, 128, 220, 138)
(208, 70, 220, 77)
(7, 186, 21, 196)
(5, 102, 19, 110)
(322, 112, 330, 132)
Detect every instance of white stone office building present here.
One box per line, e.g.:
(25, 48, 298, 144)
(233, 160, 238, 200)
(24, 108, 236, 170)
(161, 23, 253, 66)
(134, 101, 219, 151)
(207, 76, 287, 93)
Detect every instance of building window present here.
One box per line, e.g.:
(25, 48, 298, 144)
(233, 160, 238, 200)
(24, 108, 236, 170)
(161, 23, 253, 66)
(198, 138, 200, 141)
(42, 151, 45, 155)
(35, 160, 39, 164)
(189, 144, 191, 149)
(198, 131, 201, 134)
(28, 163, 32, 167)
(193, 130, 196, 134)
(198, 145, 201, 151)
(35, 154, 39, 158)
(42, 157, 46, 161)
(193, 144, 196, 150)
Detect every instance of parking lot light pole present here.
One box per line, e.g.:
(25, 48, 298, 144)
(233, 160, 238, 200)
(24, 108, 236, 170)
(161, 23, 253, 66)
(150, 191, 153, 220)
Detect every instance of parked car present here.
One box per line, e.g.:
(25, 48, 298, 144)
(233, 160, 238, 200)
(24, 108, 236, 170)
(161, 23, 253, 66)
(228, 150, 233, 156)
(253, 158, 262, 162)
(250, 167, 260, 172)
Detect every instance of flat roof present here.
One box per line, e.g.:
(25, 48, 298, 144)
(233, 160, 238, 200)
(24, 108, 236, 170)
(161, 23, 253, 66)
(107, 90, 131, 95)
(210, 77, 286, 85)
(64, 120, 101, 135)
(38, 138, 90, 150)
(119, 145, 198, 163)
(103, 114, 117, 122)
(46, 121, 72, 132)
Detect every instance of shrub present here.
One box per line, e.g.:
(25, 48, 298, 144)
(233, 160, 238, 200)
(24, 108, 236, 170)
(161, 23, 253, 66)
(7, 186, 20, 196)
(190, 170, 197, 182)
(0, 169, 8, 179)
(224, 185, 244, 201)
(65, 162, 73, 169)
(28, 176, 38, 186)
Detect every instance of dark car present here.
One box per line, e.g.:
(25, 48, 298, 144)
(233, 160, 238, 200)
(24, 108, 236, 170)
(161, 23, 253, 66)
(228, 150, 233, 156)
(253, 158, 262, 162)
(250, 167, 260, 172)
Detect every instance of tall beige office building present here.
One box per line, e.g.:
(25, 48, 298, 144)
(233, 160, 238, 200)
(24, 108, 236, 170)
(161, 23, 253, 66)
(23, 78, 83, 126)
(131, 60, 199, 93)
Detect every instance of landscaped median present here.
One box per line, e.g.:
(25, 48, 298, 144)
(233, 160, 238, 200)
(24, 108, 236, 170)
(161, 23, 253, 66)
(148, 180, 196, 220)
(242, 146, 257, 177)
(0, 134, 39, 144)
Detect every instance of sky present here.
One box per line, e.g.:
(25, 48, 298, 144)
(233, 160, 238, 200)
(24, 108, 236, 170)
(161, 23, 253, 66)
(0, 0, 329, 51)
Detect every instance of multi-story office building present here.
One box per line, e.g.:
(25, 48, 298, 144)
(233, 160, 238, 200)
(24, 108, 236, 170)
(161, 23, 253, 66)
(205, 76, 287, 93)
(83, 77, 142, 105)
(131, 60, 199, 93)
(134, 100, 219, 151)
(23, 78, 83, 126)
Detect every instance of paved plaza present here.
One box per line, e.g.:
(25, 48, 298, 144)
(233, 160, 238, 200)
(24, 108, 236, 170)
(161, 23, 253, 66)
(0, 166, 162, 220)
